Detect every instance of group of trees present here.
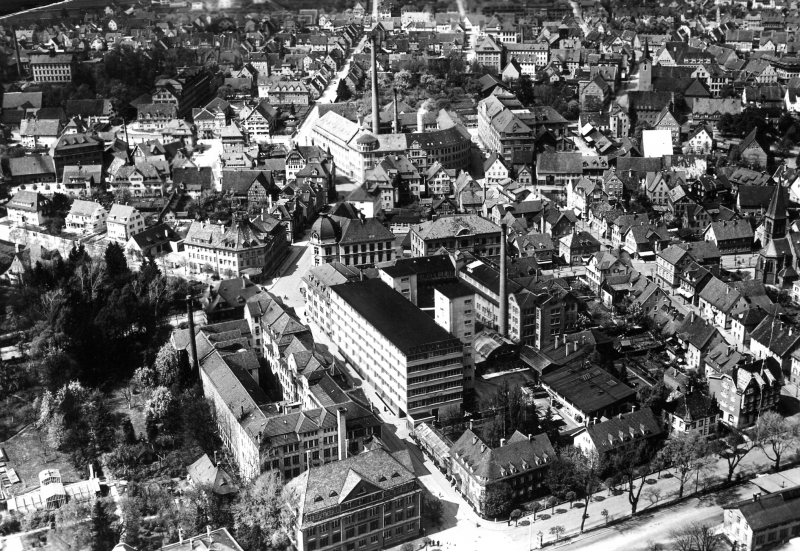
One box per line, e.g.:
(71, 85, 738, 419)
(356, 55, 495, 115)
(526, 412, 800, 535)
(17, 242, 188, 389)
(717, 110, 777, 149)
(232, 471, 297, 551)
(38, 47, 203, 118)
(36, 381, 117, 469)
(477, 379, 547, 447)
(0, 224, 223, 550)
(545, 447, 603, 531)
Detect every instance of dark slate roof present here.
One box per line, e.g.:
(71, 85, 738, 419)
(65, 99, 113, 118)
(8, 155, 56, 176)
(173, 166, 215, 191)
(676, 241, 721, 262)
(435, 281, 474, 299)
(584, 407, 663, 451)
(329, 279, 459, 354)
(288, 448, 416, 527)
(750, 316, 800, 358)
(382, 255, 455, 276)
(616, 156, 663, 174)
(663, 391, 719, 422)
(130, 222, 181, 249)
(707, 219, 753, 241)
(450, 429, 555, 482)
(1, 91, 42, 110)
(737, 185, 783, 209)
(723, 486, 800, 531)
(628, 90, 674, 111)
(338, 217, 395, 245)
(541, 364, 636, 414)
(221, 170, 271, 196)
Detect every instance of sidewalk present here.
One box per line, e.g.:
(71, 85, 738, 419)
(386, 442, 787, 551)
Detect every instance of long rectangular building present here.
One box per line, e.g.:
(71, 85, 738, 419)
(329, 279, 465, 422)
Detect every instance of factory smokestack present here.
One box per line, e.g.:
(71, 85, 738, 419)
(499, 223, 508, 336)
(370, 34, 380, 135)
(186, 295, 199, 370)
(392, 88, 399, 134)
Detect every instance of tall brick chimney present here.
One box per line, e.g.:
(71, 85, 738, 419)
(499, 223, 508, 336)
(187, 294, 199, 370)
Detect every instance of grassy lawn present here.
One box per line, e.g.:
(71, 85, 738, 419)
(107, 385, 148, 440)
(2, 426, 82, 493)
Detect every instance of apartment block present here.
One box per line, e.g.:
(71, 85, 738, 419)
(329, 279, 464, 422)
(286, 448, 422, 551)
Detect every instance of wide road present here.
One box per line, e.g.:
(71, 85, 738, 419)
(551, 485, 751, 551)
(266, 227, 314, 315)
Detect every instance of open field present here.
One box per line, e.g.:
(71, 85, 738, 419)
(2, 425, 82, 492)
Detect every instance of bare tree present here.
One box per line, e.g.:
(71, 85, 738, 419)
(549, 525, 565, 542)
(121, 384, 136, 409)
(754, 411, 800, 471)
(669, 522, 722, 551)
(608, 442, 654, 515)
(710, 427, 757, 482)
(643, 486, 663, 507)
(657, 432, 709, 499)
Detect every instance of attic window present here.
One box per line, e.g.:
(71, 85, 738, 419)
(314, 495, 323, 502)
(329, 490, 338, 497)
(378, 475, 387, 482)
(391, 472, 401, 478)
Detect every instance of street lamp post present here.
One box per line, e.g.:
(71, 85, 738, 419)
(528, 513, 532, 551)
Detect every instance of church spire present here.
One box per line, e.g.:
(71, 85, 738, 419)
(643, 37, 650, 61)
(764, 184, 787, 244)
(766, 184, 787, 222)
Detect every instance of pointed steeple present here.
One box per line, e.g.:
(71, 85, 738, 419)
(766, 184, 787, 221)
(764, 184, 787, 244)
(643, 37, 651, 61)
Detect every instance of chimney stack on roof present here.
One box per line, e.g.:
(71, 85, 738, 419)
(337, 407, 348, 460)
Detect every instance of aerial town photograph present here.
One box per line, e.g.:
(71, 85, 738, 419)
(5, 0, 800, 549)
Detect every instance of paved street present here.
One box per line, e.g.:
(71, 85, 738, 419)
(293, 34, 368, 148)
(552, 485, 751, 551)
(266, 227, 314, 311)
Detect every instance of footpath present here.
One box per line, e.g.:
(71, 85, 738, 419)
(384, 441, 795, 551)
